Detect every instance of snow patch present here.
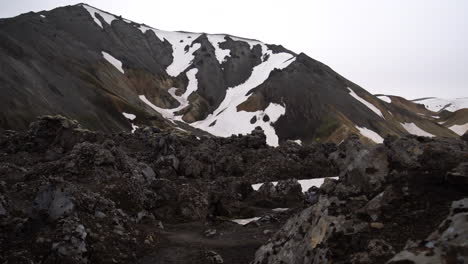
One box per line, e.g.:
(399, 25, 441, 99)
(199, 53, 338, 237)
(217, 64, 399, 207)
(231, 217, 260, 226)
(251, 177, 339, 192)
(122, 112, 136, 120)
(81, 4, 117, 29)
(206, 35, 231, 65)
(449, 123, 468, 136)
(122, 113, 138, 133)
(102, 52, 124, 74)
(413, 97, 468, 112)
(293, 139, 302, 146)
(130, 124, 139, 133)
(348, 88, 384, 118)
(190, 44, 295, 147)
(356, 126, 384, 143)
(272, 208, 289, 212)
(139, 68, 199, 121)
(139, 26, 201, 77)
(377, 96, 392, 103)
(40, 14, 46, 18)
(401, 123, 434, 137)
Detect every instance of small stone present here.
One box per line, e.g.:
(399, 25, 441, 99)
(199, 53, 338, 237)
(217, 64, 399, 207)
(94, 211, 106, 219)
(114, 229, 124, 236)
(370, 222, 384, 229)
(205, 250, 224, 264)
(157, 221, 164, 230)
(204, 229, 217, 237)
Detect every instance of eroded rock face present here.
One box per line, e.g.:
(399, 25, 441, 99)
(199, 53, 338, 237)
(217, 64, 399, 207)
(253, 134, 468, 264)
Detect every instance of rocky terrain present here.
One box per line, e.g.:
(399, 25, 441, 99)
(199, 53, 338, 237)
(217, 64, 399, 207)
(1, 116, 467, 264)
(1, 3, 468, 264)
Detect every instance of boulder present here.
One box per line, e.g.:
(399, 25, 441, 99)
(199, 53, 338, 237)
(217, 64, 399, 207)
(33, 185, 75, 221)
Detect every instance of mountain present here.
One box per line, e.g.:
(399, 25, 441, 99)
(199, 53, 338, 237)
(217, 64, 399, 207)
(374, 95, 468, 136)
(0, 3, 465, 145)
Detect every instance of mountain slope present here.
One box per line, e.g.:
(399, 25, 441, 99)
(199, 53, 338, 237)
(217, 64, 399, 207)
(0, 4, 462, 145)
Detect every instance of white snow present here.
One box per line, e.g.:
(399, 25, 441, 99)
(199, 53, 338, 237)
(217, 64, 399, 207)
(348, 88, 384, 118)
(139, 68, 199, 121)
(413, 97, 468, 112)
(231, 217, 261, 225)
(190, 44, 295, 147)
(81, 4, 117, 29)
(40, 15, 46, 18)
(90, 10, 295, 146)
(293, 139, 302, 146)
(206, 35, 231, 65)
(139, 26, 201, 77)
(377, 96, 392, 103)
(251, 177, 339, 192)
(122, 112, 136, 120)
(356, 126, 384, 144)
(449, 123, 468, 136)
(272, 208, 289, 212)
(102, 52, 124, 74)
(401, 122, 435, 137)
(130, 124, 139, 133)
(122, 113, 138, 133)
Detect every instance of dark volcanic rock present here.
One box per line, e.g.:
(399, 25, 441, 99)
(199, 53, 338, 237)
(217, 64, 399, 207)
(462, 131, 468, 142)
(388, 199, 468, 264)
(1, 115, 468, 264)
(253, 133, 468, 264)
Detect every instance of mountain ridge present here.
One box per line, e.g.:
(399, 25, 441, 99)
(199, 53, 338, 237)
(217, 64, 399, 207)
(0, 3, 466, 145)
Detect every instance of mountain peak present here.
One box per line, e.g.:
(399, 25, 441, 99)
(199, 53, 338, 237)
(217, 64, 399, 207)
(0, 3, 466, 143)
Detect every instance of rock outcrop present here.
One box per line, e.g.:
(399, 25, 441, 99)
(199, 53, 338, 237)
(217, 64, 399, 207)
(253, 134, 468, 264)
(1, 116, 467, 264)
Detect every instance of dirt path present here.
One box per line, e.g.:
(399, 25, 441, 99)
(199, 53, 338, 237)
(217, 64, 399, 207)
(138, 219, 287, 264)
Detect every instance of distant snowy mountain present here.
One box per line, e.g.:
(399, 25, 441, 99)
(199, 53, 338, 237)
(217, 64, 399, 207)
(0, 3, 464, 145)
(412, 97, 468, 112)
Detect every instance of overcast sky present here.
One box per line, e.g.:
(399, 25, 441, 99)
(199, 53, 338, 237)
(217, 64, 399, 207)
(1, 0, 467, 99)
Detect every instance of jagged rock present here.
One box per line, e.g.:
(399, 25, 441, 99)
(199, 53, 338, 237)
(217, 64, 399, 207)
(319, 177, 338, 194)
(275, 179, 303, 202)
(304, 186, 319, 205)
(387, 135, 468, 178)
(33, 185, 75, 221)
(387, 198, 468, 264)
(358, 186, 400, 221)
(461, 131, 468, 142)
(331, 135, 389, 195)
(256, 179, 304, 205)
(46, 217, 88, 264)
(205, 250, 224, 264)
(253, 195, 367, 264)
(445, 162, 468, 187)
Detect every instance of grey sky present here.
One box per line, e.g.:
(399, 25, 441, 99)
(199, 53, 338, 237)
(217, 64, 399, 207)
(1, 0, 467, 99)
